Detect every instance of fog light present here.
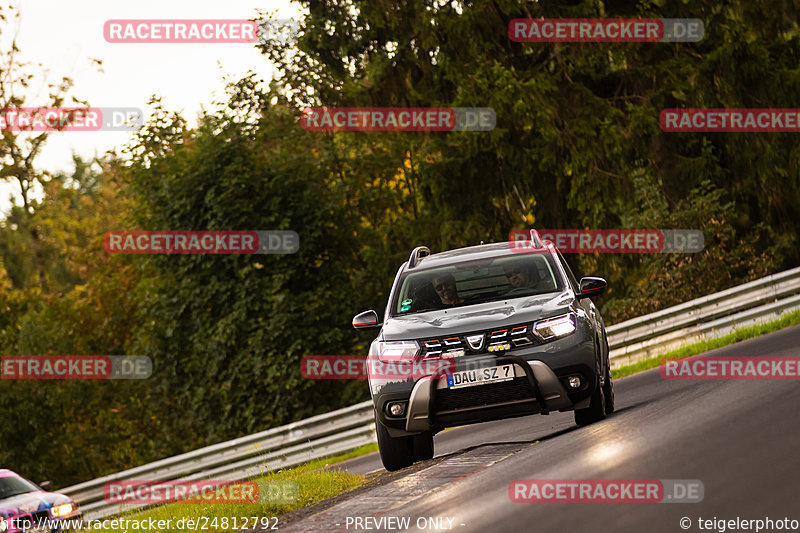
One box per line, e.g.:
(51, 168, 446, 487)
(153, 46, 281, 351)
(387, 402, 406, 416)
(487, 343, 511, 352)
(567, 376, 582, 389)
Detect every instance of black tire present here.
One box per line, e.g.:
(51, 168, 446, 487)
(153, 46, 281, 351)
(412, 431, 434, 461)
(375, 413, 415, 471)
(603, 366, 615, 414)
(574, 377, 607, 427)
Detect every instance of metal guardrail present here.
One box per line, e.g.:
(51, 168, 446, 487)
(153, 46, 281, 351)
(607, 266, 800, 367)
(61, 401, 376, 519)
(60, 266, 800, 519)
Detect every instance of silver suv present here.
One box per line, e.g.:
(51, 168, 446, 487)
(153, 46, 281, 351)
(352, 233, 615, 471)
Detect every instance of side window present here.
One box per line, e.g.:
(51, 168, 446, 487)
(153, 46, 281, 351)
(556, 251, 580, 292)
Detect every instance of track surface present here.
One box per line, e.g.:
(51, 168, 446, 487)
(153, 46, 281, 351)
(280, 326, 800, 533)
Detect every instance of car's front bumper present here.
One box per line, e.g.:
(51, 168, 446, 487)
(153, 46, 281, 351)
(372, 330, 598, 437)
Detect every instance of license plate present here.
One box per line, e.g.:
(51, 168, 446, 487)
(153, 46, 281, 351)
(446, 364, 514, 389)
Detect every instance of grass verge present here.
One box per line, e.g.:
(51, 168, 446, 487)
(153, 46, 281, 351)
(95, 443, 378, 533)
(611, 309, 800, 379)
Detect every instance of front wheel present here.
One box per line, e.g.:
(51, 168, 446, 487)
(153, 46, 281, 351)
(375, 413, 416, 471)
(603, 366, 615, 414)
(412, 431, 434, 461)
(574, 377, 607, 427)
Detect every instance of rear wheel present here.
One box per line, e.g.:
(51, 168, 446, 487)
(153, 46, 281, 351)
(412, 431, 434, 461)
(574, 377, 607, 426)
(375, 414, 415, 471)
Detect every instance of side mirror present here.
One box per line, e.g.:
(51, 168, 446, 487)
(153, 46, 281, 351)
(578, 277, 607, 298)
(39, 481, 52, 491)
(352, 310, 381, 329)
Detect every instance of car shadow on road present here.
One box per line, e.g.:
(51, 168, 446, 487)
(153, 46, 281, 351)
(432, 402, 648, 461)
(327, 403, 650, 476)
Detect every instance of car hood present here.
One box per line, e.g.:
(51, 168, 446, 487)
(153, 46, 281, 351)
(0, 491, 71, 519)
(381, 290, 575, 340)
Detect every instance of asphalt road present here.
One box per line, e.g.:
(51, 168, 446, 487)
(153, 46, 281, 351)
(281, 325, 800, 533)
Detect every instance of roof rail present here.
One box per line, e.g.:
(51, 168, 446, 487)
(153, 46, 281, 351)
(407, 246, 431, 268)
(528, 229, 544, 248)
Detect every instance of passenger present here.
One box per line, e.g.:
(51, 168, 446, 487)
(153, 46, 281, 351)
(504, 262, 543, 290)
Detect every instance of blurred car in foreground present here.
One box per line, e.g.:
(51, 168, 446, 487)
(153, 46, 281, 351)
(0, 470, 80, 533)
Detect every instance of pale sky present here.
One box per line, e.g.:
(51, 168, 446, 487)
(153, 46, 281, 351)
(0, 0, 304, 216)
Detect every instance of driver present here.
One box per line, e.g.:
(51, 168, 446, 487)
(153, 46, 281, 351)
(432, 273, 464, 307)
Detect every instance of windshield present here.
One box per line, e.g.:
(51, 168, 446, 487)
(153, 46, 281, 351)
(392, 253, 562, 316)
(0, 474, 40, 500)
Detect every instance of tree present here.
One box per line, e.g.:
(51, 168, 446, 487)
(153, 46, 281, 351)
(0, 2, 102, 290)
(259, 0, 799, 320)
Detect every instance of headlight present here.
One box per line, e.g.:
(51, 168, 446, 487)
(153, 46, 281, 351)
(50, 503, 74, 518)
(0, 518, 8, 533)
(375, 340, 420, 360)
(533, 313, 576, 341)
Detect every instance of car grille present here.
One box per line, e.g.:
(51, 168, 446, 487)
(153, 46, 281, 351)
(420, 322, 537, 357)
(434, 377, 536, 413)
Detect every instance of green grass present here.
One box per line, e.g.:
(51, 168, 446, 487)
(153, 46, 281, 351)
(92, 443, 378, 533)
(611, 309, 800, 379)
(316, 442, 378, 464)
